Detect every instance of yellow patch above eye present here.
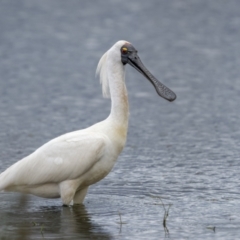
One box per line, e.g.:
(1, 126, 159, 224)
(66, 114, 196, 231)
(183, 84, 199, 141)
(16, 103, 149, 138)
(122, 47, 128, 51)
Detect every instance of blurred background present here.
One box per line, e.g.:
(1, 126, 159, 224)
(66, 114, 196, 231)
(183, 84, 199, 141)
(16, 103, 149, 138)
(0, 0, 240, 239)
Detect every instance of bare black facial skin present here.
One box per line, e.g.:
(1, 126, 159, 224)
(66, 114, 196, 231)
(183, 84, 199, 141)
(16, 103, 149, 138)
(120, 43, 176, 102)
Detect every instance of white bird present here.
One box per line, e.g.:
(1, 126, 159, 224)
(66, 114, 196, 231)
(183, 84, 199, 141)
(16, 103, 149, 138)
(0, 41, 176, 206)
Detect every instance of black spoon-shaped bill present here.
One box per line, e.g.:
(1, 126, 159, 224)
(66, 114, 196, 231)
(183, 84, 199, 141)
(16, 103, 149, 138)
(128, 53, 176, 102)
(121, 45, 176, 102)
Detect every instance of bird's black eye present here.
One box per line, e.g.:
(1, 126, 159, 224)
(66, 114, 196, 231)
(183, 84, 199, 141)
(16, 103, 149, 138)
(121, 47, 128, 54)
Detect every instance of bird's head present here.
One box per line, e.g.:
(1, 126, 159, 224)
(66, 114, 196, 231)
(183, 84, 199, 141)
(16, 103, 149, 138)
(97, 40, 176, 102)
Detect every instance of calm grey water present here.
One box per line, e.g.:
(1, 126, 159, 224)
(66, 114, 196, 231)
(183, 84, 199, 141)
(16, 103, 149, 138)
(0, 0, 240, 239)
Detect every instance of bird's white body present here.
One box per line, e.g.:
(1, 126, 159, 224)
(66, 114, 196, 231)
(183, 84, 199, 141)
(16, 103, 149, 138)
(0, 41, 129, 205)
(0, 40, 176, 205)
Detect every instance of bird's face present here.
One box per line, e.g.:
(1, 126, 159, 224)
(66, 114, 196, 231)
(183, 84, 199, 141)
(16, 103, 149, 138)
(120, 42, 176, 102)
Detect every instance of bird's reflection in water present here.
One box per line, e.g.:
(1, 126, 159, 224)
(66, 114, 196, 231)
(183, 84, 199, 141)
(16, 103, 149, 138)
(59, 204, 112, 239)
(33, 205, 113, 239)
(1, 195, 112, 239)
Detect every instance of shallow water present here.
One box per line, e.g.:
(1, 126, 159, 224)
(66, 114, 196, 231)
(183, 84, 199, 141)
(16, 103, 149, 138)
(0, 0, 240, 239)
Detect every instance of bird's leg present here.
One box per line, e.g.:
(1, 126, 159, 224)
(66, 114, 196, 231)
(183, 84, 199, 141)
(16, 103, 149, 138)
(73, 187, 88, 205)
(59, 181, 76, 206)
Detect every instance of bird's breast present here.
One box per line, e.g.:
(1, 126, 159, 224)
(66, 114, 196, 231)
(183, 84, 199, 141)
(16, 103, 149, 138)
(76, 125, 128, 188)
(110, 124, 128, 154)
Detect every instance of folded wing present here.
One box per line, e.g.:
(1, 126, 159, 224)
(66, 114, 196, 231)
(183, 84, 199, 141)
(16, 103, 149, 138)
(0, 131, 107, 190)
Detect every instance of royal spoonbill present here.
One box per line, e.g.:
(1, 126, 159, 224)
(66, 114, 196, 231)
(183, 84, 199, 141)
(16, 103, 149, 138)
(0, 41, 176, 205)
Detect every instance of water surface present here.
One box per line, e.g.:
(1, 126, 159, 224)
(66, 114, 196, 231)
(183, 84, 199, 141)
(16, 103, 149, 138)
(0, 0, 240, 239)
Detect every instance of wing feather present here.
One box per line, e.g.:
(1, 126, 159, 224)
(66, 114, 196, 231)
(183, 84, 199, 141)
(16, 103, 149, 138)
(0, 131, 107, 189)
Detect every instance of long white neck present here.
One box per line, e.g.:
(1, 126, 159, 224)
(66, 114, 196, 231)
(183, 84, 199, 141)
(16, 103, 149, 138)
(107, 59, 129, 126)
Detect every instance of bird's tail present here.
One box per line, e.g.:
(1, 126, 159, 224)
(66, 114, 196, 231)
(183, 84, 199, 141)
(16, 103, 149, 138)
(0, 170, 9, 191)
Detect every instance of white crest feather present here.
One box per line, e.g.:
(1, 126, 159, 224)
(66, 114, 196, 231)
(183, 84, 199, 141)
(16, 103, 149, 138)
(96, 51, 110, 98)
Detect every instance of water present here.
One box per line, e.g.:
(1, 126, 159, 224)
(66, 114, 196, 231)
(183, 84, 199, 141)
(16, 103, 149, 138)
(0, 0, 240, 239)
